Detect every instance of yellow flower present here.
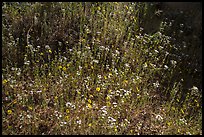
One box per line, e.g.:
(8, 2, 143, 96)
(55, 96, 58, 100)
(62, 66, 67, 71)
(96, 87, 100, 92)
(5, 91, 9, 95)
(65, 115, 69, 120)
(178, 129, 180, 133)
(123, 80, 128, 85)
(104, 76, 107, 79)
(88, 103, 92, 109)
(88, 123, 92, 127)
(7, 110, 12, 115)
(97, 6, 101, 11)
(40, 52, 44, 55)
(58, 66, 62, 69)
(167, 122, 171, 126)
(91, 66, 94, 69)
(66, 109, 70, 114)
(114, 127, 118, 132)
(3, 79, 8, 84)
(109, 73, 112, 76)
(89, 94, 93, 98)
(48, 49, 52, 53)
(136, 87, 140, 92)
(13, 100, 17, 104)
(88, 99, 92, 104)
(106, 95, 111, 101)
(106, 101, 111, 107)
(28, 106, 33, 110)
(67, 63, 71, 67)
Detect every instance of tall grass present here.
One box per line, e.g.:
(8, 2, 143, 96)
(2, 2, 202, 135)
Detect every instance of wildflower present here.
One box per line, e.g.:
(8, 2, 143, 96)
(77, 91, 81, 95)
(76, 119, 81, 124)
(171, 106, 175, 111)
(186, 132, 191, 135)
(27, 114, 32, 118)
(136, 87, 140, 92)
(89, 94, 94, 98)
(36, 90, 42, 93)
(179, 118, 187, 125)
(58, 66, 62, 69)
(93, 59, 99, 64)
(48, 49, 52, 53)
(170, 60, 177, 67)
(7, 110, 12, 115)
(13, 100, 17, 104)
(45, 45, 50, 49)
(97, 6, 101, 11)
(106, 95, 111, 101)
(167, 122, 171, 126)
(65, 115, 69, 120)
(62, 66, 67, 71)
(96, 87, 100, 92)
(66, 102, 72, 107)
(91, 66, 94, 69)
(155, 114, 163, 122)
(153, 81, 160, 88)
(104, 76, 107, 79)
(113, 102, 117, 107)
(106, 101, 111, 107)
(3, 79, 8, 84)
(28, 106, 33, 110)
(123, 80, 128, 84)
(164, 64, 169, 69)
(114, 126, 118, 132)
(88, 99, 92, 104)
(108, 89, 112, 94)
(143, 62, 148, 68)
(66, 109, 70, 114)
(88, 123, 92, 127)
(40, 52, 44, 55)
(109, 73, 112, 77)
(60, 121, 67, 126)
(88, 103, 92, 109)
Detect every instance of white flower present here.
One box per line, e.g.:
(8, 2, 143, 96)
(76, 119, 81, 124)
(164, 65, 168, 69)
(36, 90, 42, 93)
(156, 114, 163, 122)
(66, 102, 72, 107)
(154, 50, 159, 53)
(93, 59, 99, 64)
(153, 81, 160, 88)
(170, 60, 177, 66)
(45, 45, 50, 49)
(179, 118, 187, 125)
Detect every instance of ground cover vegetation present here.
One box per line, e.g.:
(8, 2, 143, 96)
(2, 2, 202, 135)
